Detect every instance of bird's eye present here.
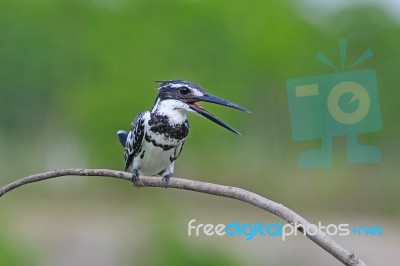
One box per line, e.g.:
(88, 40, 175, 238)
(179, 87, 190, 95)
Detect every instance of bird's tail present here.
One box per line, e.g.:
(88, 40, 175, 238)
(117, 130, 128, 147)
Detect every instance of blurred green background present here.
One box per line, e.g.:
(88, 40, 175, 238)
(1, 0, 399, 265)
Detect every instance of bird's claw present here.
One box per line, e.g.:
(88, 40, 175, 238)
(162, 174, 173, 189)
(132, 169, 140, 187)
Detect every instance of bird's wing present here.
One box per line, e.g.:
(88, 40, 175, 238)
(124, 112, 147, 171)
(172, 139, 185, 162)
(172, 120, 189, 161)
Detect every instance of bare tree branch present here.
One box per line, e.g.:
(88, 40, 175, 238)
(0, 168, 366, 266)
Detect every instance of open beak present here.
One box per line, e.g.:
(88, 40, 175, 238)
(187, 94, 250, 135)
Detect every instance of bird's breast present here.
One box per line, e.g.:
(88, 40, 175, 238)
(148, 113, 189, 141)
(133, 112, 188, 176)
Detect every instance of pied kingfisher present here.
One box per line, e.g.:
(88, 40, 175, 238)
(117, 80, 249, 186)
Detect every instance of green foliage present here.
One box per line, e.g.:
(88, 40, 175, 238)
(0, 230, 35, 266)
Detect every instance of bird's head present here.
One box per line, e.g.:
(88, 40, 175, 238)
(155, 80, 250, 135)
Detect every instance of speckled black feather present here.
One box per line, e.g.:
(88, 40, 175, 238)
(148, 113, 189, 140)
(124, 112, 146, 171)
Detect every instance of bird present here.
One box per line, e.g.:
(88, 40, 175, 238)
(117, 80, 250, 187)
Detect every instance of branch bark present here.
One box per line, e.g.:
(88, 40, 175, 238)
(0, 168, 366, 266)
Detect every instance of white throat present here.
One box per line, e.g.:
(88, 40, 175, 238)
(151, 99, 189, 124)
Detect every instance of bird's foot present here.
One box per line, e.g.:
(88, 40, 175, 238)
(131, 169, 140, 187)
(162, 174, 173, 189)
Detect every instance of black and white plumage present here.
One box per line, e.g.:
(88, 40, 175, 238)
(117, 80, 249, 186)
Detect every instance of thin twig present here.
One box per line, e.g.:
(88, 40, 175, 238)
(0, 168, 366, 266)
